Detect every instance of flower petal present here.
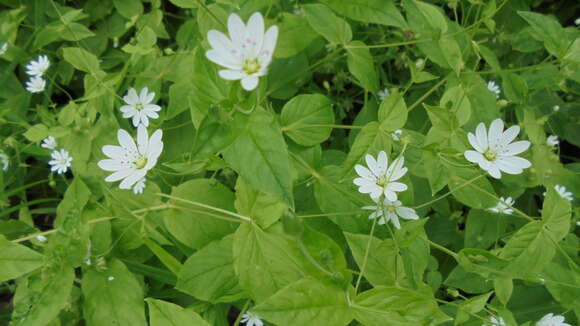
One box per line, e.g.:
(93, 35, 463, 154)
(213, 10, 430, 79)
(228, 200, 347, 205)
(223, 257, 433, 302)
(503, 140, 530, 156)
(206, 49, 243, 70)
(102, 145, 124, 160)
(137, 124, 148, 155)
(258, 25, 278, 67)
(105, 168, 133, 182)
(219, 69, 246, 80)
(396, 206, 419, 220)
(464, 150, 483, 164)
(119, 169, 147, 189)
(355, 165, 374, 179)
(227, 13, 246, 46)
(487, 118, 504, 148)
(467, 132, 483, 152)
(498, 156, 531, 171)
(499, 125, 520, 147)
(98, 159, 124, 171)
(241, 75, 259, 91)
(475, 122, 488, 150)
(118, 129, 137, 153)
(244, 12, 265, 57)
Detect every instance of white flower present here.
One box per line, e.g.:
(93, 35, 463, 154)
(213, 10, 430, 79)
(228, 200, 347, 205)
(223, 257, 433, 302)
(241, 311, 263, 326)
(391, 129, 403, 141)
(552, 105, 560, 112)
(553, 185, 573, 201)
(120, 87, 162, 127)
(575, 18, 580, 26)
(41, 136, 57, 150)
(487, 81, 501, 99)
(133, 178, 146, 194)
(488, 196, 515, 215)
(25, 76, 46, 93)
(415, 58, 425, 68)
(464, 118, 531, 179)
(0, 152, 9, 171)
(48, 149, 72, 174)
(36, 235, 47, 242)
(205, 12, 278, 91)
(98, 125, 163, 191)
(26, 55, 50, 77)
(483, 316, 505, 326)
(107, 276, 115, 281)
(363, 198, 419, 229)
(378, 87, 390, 101)
(536, 313, 571, 326)
(546, 135, 559, 147)
(354, 151, 408, 202)
(0, 42, 7, 56)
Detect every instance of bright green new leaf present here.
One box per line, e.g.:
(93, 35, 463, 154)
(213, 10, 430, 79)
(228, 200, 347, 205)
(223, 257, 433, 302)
(0, 236, 44, 283)
(254, 278, 354, 326)
(378, 92, 407, 131)
(62, 47, 103, 77)
(177, 236, 243, 303)
(276, 13, 319, 58)
(223, 108, 294, 208)
(281, 94, 335, 146)
(164, 179, 237, 250)
(234, 178, 287, 229)
(541, 188, 571, 241)
(346, 41, 379, 93)
(147, 299, 212, 326)
(303, 4, 352, 44)
(82, 259, 147, 326)
(320, 0, 407, 28)
(517, 11, 571, 58)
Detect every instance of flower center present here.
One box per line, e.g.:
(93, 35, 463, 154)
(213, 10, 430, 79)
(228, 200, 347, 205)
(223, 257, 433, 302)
(483, 149, 496, 161)
(135, 103, 144, 110)
(134, 156, 148, 169)
(387, 205, 396, 213)
(377, 177, 387, 187)
(243, 58, 261, 75)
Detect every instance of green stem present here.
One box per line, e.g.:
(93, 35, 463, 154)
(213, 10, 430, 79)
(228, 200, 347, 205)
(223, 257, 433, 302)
(424, 236, 458, 259)
(354, 214, 378, 293)
(233, 300, 252, 326)
(282, 124, 363, 131)
(412, 174, 485, 210)
(157, 193, 252, 222)
(408, 77, 448, 112)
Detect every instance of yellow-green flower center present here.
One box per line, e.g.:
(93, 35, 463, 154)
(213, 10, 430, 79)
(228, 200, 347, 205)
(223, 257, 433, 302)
(135, 156, 148, 169)
(243, 58, 260, 75)
(483, 149, 496, 161)
(377, 177, 387, 187)
(135, 103, 144, 110)
(387, 205, 396, 212)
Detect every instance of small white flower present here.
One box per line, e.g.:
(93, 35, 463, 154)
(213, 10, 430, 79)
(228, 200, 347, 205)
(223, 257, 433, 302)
(41, 136, 58, 150)
(546, 135, 559, 147)
(536, 313, 571, 326)
(483, 316, 505, 326)
(120, 87, 162, 127)
(464, 118, 531, 179)
(25, 76, 46, 93)
(206, 12, 279, 91)
(575, 18, 580, 26)
(133, 178, 146, 194)
(415, 58, 425, 68)
(488, 196, 515, 215)
(0, 42, 7, 56)
(354, 151, 408, 202)
(363, 198, 419, 229)
(0, 152, 8, 171)
(36, 235, 47, 242)
(553, 185, 573, 201)
(107, 276, 115, 281)
(241, 311, 263, 326)
(26, 55, 50, 77)
(378, 87, 390, 101)
(49, 149, 72, 174)
(552, 105, 560, 112)
(98, 125, 163, 191)
(487, 81, 501, 99)
(391, 129, 403, 141)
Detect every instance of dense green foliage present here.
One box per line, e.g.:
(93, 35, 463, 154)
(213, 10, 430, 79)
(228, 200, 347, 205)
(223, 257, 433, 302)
(0, 0, 579, 325)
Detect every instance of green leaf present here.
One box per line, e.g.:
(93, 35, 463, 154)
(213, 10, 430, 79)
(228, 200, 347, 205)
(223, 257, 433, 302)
(346, 41, 379, 92)
(167, 0, 197, 8)
(0, 236, 44, 283)
(254, 278, 354, 326)
(403, 0, 448, 36)
(164, 179, 237, 250)
(176, 236, 243, 303)
(517, 11, 571, 58)
(494, 277, 513, 306)
(191, 111, 245, 159)
(276, 13, 319, 58)
(344, 232, 402, 286)
(281, 94, 335, 146)
(55, 177, 90, 228)
(501, 72, 527, 104)
(234, 178, 287, 229)
(465, 209, 506, 249)
(82, 259, 147, 326)
(62, 47, 103, 76)
(447, 167, 497, 209)
(378, 92, 407, 131)
(22, 124, 49, 142)
(223, 108, 294, 207)
(320, 0, 407, 28)
(455, 292, 493, 324)
(340, 122, 392, 177)
(353, 286, 450, 326)
(499, 221, 555, 278)
(147, 299, 212, 326)
(541, 188, 571, 241)
(232, 223, 307, 302)
(113, 0, 143, 19)
(10, 266, 75, 326)
(303, 4, 352, 44)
